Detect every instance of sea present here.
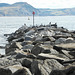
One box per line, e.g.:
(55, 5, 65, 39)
(0, 16, 75, 55)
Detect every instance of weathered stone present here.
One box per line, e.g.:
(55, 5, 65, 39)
(27, 53, 36, 59)
(54, 43, 75, 51)
(25, 36, 33, 41)
(31, 59, 64, 75)
(23, 49, 31, 53)
(25, 29, 35, 36)
(50, 70, 65, 75)
(0, 68, 12, 75)
(0, 57, 20, 67)
(14, 52, 27, 59)
(37, 53, 69, 61)
(21, 58, 33, 68)
(62, 50, 74, 59)
(12, 68, 32, 75)
(22, 44, 34, 50)
(12, 37, 24, 42)
(55, 38, 66, 44)
(31, 44, 53, 56)
(38, 30, 55, 37)
(50, 66, 75, 75)
(21, 41, 32, 46)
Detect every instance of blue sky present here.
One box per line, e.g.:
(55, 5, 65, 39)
(0, 0, 75, 9)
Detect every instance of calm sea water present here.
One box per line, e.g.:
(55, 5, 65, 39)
(0, 16, 75, 54)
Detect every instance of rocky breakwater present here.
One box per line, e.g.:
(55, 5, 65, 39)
(1, 23, 75, 75)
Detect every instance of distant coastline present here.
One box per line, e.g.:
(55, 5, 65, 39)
(0, 2, 75, 16)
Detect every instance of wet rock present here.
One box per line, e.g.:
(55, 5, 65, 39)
(21, 58, 33, 68)
(0, 68, 12, 75)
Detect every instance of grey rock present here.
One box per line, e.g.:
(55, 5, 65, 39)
(31, 44, 53, 56)
(0, 57, 20, 67)
(21, 58, 33, 68)
(25, 36, 33, 41)
(50, 70, 65, 75)
(12, 68, 32, 75)
(15, 53, 27, 59)
(55, 38, 66, 44)
(25, 29, 35, 36)
(62, 50, 74, 59)
(21, 41, 32, 46)
(54, 43, 75, 51)
(0, 68, 12, 75)
(31, 59, 64, 75)
(22, 44, 34, 50)
(37, 53, 69, 61)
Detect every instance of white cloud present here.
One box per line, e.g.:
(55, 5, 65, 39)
(0, 0, 75, 9)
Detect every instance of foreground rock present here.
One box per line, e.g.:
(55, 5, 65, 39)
(1, 23, 75, 75)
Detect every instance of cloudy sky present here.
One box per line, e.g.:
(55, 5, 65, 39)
(0, 0, 75, 9)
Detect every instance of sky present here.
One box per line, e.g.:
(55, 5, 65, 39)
(0, 0, 75, 9)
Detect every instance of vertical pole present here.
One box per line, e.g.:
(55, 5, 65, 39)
(33, 14, 34, 26)
(32, 11, 35, 26)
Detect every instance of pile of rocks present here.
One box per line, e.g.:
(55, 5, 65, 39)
(0, 23, 75, 75)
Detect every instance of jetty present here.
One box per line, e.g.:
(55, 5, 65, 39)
(0, 23, 75, 75)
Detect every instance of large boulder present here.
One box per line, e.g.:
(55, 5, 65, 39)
(38, 30, 55, 37)
(54, 43, 75, 51)
(21, 58, 33, 68)
(12, 68, 32, 75)
(0, 57, 20, 67)
(8, 64, 32, 75)
(31, 59, 64, 75)
(22, 44, 34, 50)
(55, 38, 66, 44)
(5, 42, 22, 55)
(25, 29, 35, 36)
(49, 70, 65, 75)
(50, 66, 75, 75)
(0, 68, 12, 75)
(37, 53, 69, 61)
(31, 44, 53, 56)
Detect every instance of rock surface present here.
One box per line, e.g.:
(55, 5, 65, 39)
(1, 23, 75, 75)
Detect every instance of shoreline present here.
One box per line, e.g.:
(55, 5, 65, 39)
(0, 23, 75, 75)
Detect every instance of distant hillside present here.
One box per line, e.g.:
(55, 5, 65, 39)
(0, 2, 40, 16)
(0, 2, 75, 16)
(0, 3, 10, 7)
(39, 8, 75, 16)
